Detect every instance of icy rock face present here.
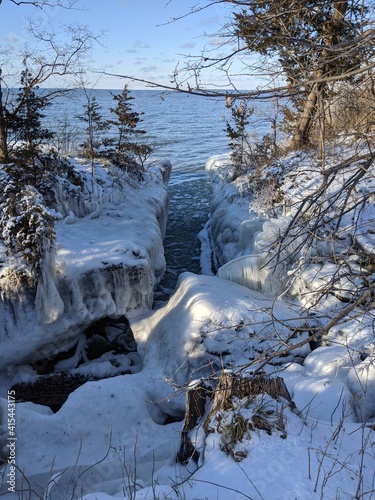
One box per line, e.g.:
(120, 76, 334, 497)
(218, 254, 284, 296)
(205, 155, 256, 266)
(205, 156, 314, 296)
(58, 262, 154, 321)
(0, 161, 171, 370)
(0, 263, 156, 373)
(205, 155, 284, 295)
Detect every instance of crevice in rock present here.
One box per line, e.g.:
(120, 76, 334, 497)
(11, 316, 141, 412)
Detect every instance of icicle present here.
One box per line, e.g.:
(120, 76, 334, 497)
(35, 265, 64, 324)
(35, 236, 64, 324)
(218, 253, 284, 297)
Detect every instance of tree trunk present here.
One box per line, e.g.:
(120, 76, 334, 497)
(290, 83, 320, 149)
(0, 83, 9, 164)
(204, 371, 293, 434)
(291, 1, 349, 150)
(0, 124, 8, 163)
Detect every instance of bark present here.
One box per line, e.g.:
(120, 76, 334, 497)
(176, 380, 207, 464)
(290, 83, 320, 149)
(204, 371, 293, 434)
(0, 79, 9, 164)
(177, 371, 294, 463)
(291, 0, 349, 149)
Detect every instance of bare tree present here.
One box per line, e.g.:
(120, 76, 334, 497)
(0, 21, 97, 162)
(0, 0, 77, 7)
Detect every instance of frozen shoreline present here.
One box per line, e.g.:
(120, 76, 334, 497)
(0, 159, 171, 372)
(1, 149, 375, 499)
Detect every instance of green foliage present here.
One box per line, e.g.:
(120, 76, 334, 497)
(104, 85, 152, 179)
(0, 70, 11, 164)
(10, 66, 54, 166)
(1, 152, 83, 195)
(0, 184, 55, 281)
(235, 0, 365, 98)
(226, 100, 253, 175)
(78, 94, 109, 162)
(0, 154, 83, 285)
(234, 0, 369, 147)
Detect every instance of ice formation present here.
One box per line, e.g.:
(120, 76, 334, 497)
(1, 150, 374, 500)
(0, 160, 171, 370)
(218, 253, 283, 295)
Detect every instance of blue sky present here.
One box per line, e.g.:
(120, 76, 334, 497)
(0, 0, 239, 89)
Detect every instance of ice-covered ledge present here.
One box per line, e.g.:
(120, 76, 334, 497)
(0, 160, 171, 370)
(205, 154, 263, 266)
(204, 155, 285, 296)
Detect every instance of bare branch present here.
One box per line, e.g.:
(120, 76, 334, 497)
(1, 0, 78, 8)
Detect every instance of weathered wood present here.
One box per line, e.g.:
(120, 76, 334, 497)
(204, 371, 293, 434)
(177, 371, 294, 463)
(176, 380, 207, 463)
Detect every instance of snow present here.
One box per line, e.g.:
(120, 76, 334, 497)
(0, 159, 171, 370)
(130, 272, 310, 409)
(1, 271, 374, 499)
(218, 254, 283, 295)
(1, 147, 375, 499)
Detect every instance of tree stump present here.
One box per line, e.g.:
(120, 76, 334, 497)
(176, 371, 294, 463)
(204, 371, 294, 434)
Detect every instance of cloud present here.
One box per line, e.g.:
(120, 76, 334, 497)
(133, 57, 147, 66)
(3, 35, 20, 44)
(140, 65, 159, 73)
(133, 40, 151, 50)
(210, 36, 228, 47)
(199, 15, 221, 27)
(180, 42, 196, 49)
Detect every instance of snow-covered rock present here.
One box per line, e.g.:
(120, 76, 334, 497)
(1, 144, 375, 500)
(0, 160, 171, 370)
(348, 353, 375, 421)
(205, 154, 258, 266)
(1, 374, 180, 496)
(130, 272, 311, 414)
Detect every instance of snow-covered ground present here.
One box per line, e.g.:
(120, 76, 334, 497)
(1, 146, 374, 499)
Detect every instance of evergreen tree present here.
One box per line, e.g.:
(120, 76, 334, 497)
(105, 85, 152, 178)
(226, 100, 253, 173)
(78, 92, 109, 194)
(233, 0, 367, 147)
(79, 93, 109, 162)
(0, 68, 10, 164)
(10, 66, 54, 177)
(0, 184, 55, 284)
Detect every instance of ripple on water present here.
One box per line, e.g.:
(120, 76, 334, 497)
(153, 175, 212, 306)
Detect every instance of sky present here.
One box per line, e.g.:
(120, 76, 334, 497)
(0, 0, 243, 89)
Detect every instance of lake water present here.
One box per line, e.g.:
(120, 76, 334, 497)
(45, 89, 271, 300)
(46, 89, 233, 182)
